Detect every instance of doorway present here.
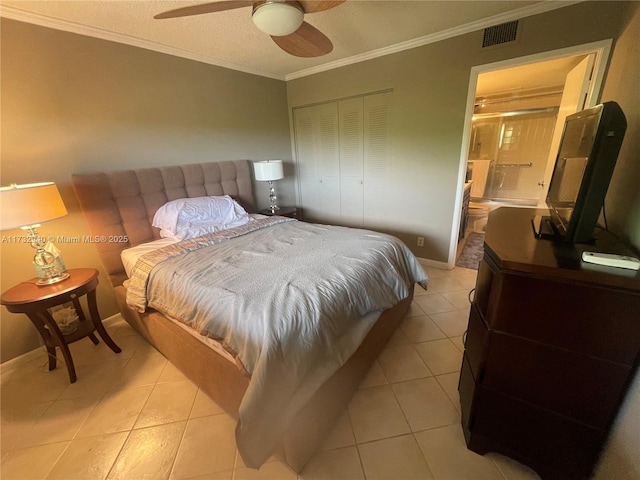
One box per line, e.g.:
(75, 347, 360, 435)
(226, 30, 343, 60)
(467, 54, 597, 206)
(450, 40, 612, 266)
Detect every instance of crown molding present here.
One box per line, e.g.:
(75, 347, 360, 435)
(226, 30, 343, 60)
(285, 1, 583, 81)
(0, 4, 286, 81)
(1, 1, 582, 82)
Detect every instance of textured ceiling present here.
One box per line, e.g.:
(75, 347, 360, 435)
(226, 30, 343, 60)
(1, 0, 578, 81)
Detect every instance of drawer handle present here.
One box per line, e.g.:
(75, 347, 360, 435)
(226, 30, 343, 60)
(70, 293, 77, 299)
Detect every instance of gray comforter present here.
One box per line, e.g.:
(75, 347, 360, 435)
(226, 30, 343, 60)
(127, 217, 427, 467)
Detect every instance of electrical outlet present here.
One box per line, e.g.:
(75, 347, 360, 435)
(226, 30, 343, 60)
(417, 236, 424, 247)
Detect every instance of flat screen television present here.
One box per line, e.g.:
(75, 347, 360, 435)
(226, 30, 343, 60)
(533, 101, 627, 243)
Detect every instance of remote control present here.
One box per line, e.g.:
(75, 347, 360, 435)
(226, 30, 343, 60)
(581, 251, 640, 270)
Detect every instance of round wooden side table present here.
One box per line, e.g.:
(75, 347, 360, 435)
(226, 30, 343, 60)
(1, 268, 121, 383)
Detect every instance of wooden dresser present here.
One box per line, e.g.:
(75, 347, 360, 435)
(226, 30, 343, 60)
(459, 207, 640, 480)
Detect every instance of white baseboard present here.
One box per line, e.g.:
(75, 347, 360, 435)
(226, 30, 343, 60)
(0, 348, 46, 376)
(102, 312, 123, 326)
(417, 257, 451, 270)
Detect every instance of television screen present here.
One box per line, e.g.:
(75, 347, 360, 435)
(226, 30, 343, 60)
(546, 107, 601, 232)
(535, 101, 626, 243)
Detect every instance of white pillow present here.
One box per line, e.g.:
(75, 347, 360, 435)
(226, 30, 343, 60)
(153, 195, 249, 240)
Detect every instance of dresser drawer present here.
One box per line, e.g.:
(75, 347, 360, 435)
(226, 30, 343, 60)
(472, 385, 603, 480)
(473, 257, 496, 319)
(464, 305, 490, 381)
(458, 354, 477, 435)
(483, 332, 630, 430)
(491, 273, 640, 365)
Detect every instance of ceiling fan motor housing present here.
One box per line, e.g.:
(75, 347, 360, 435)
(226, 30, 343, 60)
(252, 1, 304, 36)
(154, 0, 341, 57)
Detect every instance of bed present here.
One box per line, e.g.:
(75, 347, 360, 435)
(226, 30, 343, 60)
(72, 160, 427, 472)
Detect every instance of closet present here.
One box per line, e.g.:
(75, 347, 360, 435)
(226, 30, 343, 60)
(293, 91, 392, 227)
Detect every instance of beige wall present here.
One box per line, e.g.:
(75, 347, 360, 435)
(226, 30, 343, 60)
(286, 1, 637, 262)
(599, 5, 640, 250)
(592, 4, 640, 479)
(0, 18, 293, 362)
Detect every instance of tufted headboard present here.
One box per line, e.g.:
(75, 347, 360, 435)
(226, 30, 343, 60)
(72, 160, 254, 288)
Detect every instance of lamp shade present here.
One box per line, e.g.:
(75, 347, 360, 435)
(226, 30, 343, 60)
(254, 160, 284, 182)
(0, 182, 68, 231)
(252, 2, 304, 36)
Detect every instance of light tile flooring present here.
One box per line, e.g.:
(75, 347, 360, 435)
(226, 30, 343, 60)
(1, 266, 541, 480)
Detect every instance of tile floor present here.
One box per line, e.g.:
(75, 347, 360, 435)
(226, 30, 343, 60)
(1, 266, 541, 480)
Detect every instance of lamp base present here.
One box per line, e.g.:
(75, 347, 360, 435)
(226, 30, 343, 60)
(36, 271, 70, 286)
(268, 181, 280, 212)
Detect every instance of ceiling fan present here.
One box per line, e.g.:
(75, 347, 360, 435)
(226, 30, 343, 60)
(154, 0, 345, 57)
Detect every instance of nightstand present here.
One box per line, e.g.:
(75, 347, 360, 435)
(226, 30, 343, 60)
(259, 206, 299, 219)
(1, 268, 121, 383)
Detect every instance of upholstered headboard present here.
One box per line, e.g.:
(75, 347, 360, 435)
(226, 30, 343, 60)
(72, 160, 255, 288)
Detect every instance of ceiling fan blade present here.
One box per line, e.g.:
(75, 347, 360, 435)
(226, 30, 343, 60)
(154, 1, 253, 19)
(271, 21, 333, 57)
(297, 0, 346, 14)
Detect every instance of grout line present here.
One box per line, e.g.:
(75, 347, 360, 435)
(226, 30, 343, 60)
(354, 443, 368, 479)
(103, 429, 133, 479)
(165, 420, 190, 480)
(489, 453, 512, 480)
(41, 440, 73, 480)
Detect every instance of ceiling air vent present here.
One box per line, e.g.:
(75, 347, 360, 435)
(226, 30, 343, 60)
(482, 20, 519, 48)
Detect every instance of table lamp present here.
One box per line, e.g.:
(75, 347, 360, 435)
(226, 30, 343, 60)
(253, 160, 284, 212)
(1, 182, 70, 285)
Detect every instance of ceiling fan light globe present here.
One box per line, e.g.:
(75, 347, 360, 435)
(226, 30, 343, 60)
(252, 2, 304, 36)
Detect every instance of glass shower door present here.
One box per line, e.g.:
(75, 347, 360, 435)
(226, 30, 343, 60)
(469, 109, 557, 205)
